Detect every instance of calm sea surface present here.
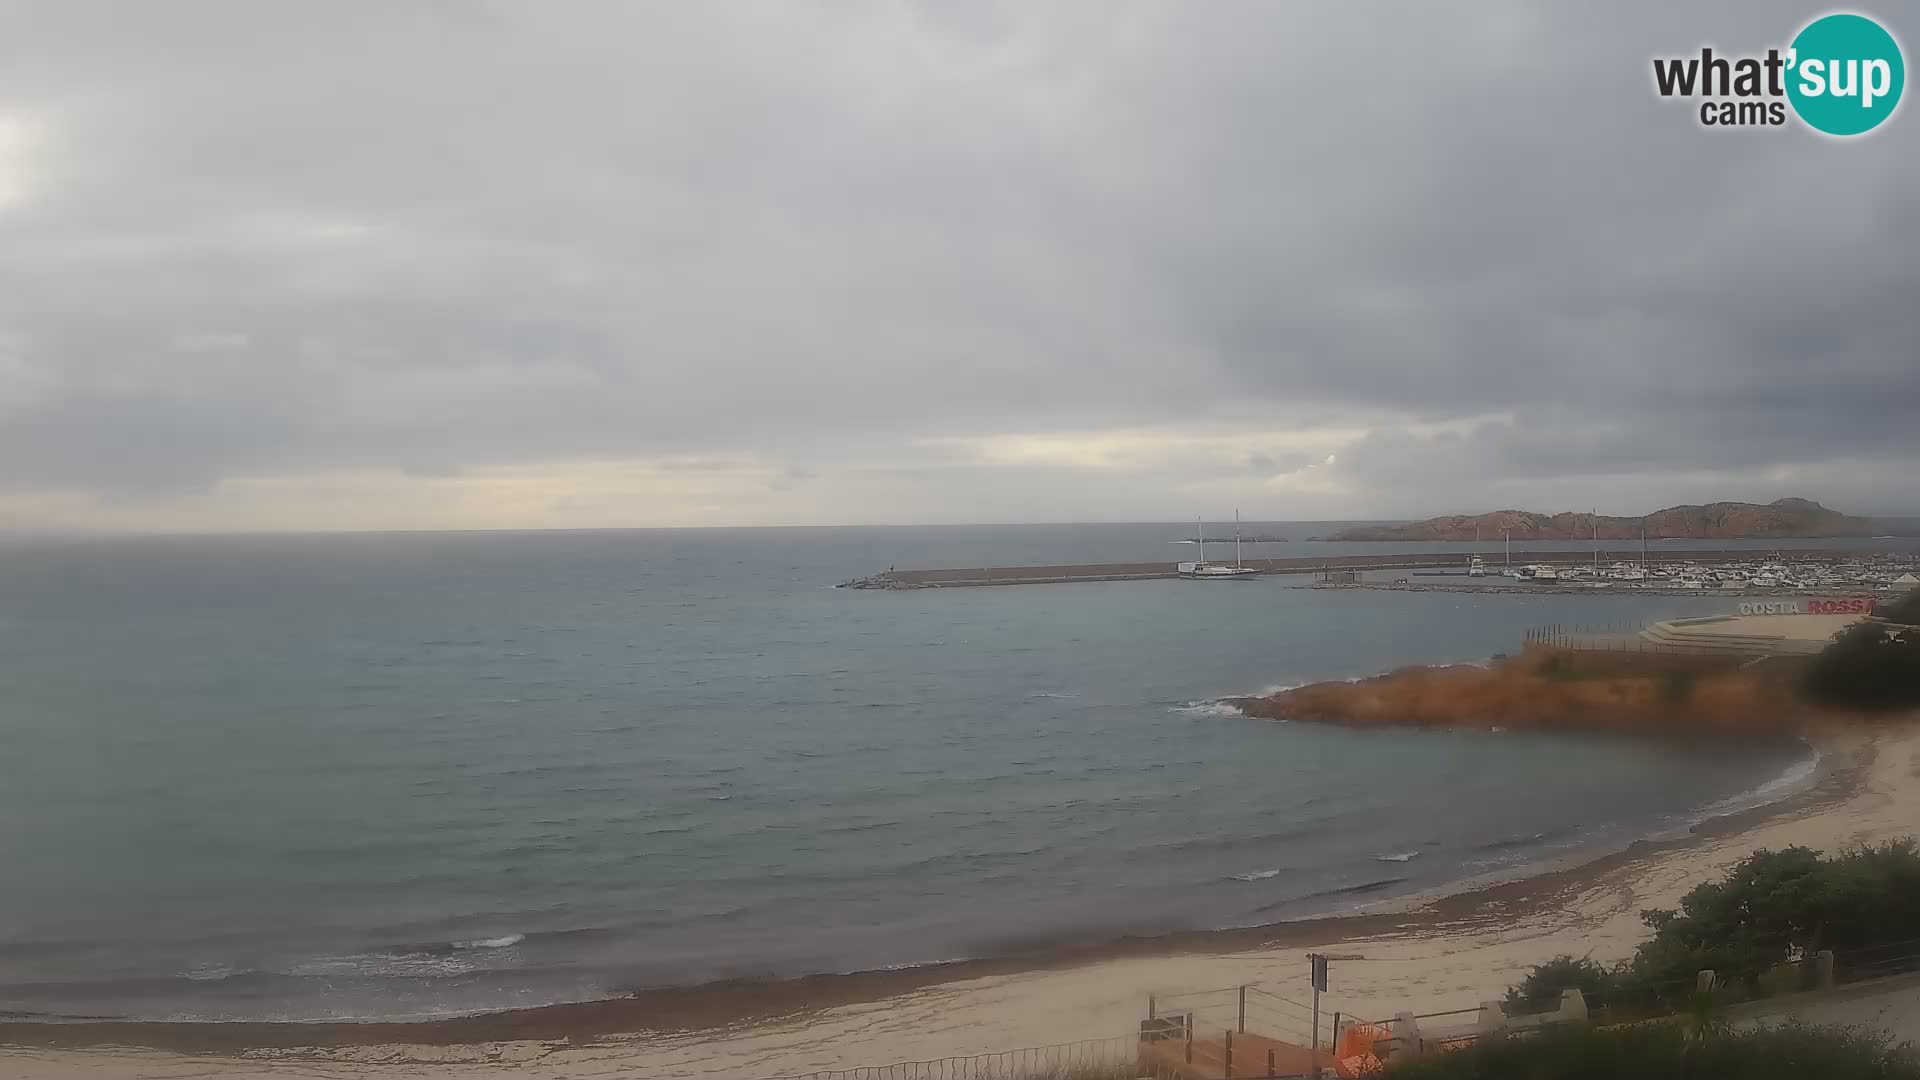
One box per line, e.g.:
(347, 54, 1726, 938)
(1, 524, 1903, 1022)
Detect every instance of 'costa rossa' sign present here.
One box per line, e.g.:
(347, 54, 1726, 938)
(1738, 598, 1878, 616)
(1808, 598, 1878, 614)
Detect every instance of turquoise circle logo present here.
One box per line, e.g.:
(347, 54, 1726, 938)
(1787, 12, 1905, 135)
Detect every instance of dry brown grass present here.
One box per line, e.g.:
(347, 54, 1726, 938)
(1229, 648, 1810, 737)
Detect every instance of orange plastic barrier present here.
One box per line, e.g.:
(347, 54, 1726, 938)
(1333, 1023, 1385, 1078)
(1337, 1054, 1384, 1078)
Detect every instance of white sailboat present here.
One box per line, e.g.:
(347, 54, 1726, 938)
(1613, 520, 1647, 581)
(1591, 511, 1600, 578)
(1178, 513, 1261, 579)
(1586, 511, 1609, 586)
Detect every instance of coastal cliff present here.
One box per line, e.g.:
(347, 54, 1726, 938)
(1231, 589, 1919, 737)
(1226, 650, 1813, 737)
(1323, 498, 1879, 542)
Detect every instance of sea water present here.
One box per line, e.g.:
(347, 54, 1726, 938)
(0, 525, 1883, 1021)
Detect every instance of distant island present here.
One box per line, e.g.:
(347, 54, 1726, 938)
(1321, 498, 1881, 542)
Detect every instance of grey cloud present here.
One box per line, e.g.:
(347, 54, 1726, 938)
(1247, 451, 1313, 476)
(769, 467, 818, 492)
(0, 1, 1915, 516)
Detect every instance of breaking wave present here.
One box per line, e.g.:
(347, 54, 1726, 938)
(454, 934, 526, 950)
(1693, 745, 1821, 822)
(1172, 700, 1245, 719)
(1229, 868, 1282, 882)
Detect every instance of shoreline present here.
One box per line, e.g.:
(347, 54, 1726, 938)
(4, 721, 1904, 1077)
(1, 742, 1812, 1040)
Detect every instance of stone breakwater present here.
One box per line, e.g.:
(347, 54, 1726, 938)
(840, 574, 930, 591)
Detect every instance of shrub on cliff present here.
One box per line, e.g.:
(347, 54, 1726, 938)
(1385, 1023, 1920, 1080)
(1802, 610, 1920, 711)
(1661, 669, 1697, 704)
(1880, 589, 1920, 625)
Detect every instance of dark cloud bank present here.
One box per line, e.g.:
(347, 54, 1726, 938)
(0, 1, 1913, 524)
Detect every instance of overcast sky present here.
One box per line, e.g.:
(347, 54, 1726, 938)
(0, 1, 1914, 530)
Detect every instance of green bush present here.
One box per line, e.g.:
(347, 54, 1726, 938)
(1756, 960, 1816, 998)
(1385, 1022, 1920, 1080)
(1879, 590, 1920, 625)
(1503, 955, 1619, 1014)
(1803, 592, 1920, 711)
(1504, 841, 1920, 1014)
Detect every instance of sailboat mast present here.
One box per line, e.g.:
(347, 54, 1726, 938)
(1196, 516, 1205, 566)
(1235, 510, 1243, 568)
(1593, 510, 1599, 574)
(1641, 519, 1647, 567)
(1504, 528, 1511, 568)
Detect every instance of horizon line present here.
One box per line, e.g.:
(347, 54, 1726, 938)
(5, 516, 1918, 542)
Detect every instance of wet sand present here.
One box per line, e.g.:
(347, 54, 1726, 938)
(5, 722, 1917, 1079)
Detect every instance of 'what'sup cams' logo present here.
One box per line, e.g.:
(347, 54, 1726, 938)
(1653, 11, 1904, 135)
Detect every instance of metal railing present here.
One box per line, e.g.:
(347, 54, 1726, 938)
(1146, 984, 1331, 1050)
(754, 1034, 1142, 1080)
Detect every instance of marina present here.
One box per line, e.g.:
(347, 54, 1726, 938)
(1309, 580, 1908, 600)
(841, 549, 1920, 592)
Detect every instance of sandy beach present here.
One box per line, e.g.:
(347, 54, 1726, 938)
(5, 720, 1918, 1080)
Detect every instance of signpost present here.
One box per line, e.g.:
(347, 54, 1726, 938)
(1308, 952, 1366, 1057)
